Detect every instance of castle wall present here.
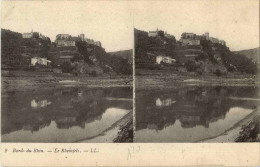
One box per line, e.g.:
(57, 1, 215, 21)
(181, 39, 200, 46)
(56, 40, 75, 47)
(22, 32, 34, 38)
(148, 31, 158, 37)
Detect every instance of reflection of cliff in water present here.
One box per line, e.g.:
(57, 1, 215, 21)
(2, 87, 132, 135)
(136, 86, 259, 131)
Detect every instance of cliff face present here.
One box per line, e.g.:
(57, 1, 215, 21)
(135, 29, 258, 75)
(75, 41, 132, 75)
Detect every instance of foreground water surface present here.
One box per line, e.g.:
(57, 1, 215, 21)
(2, 87, 132, 142)
(135, 86, 260, 142)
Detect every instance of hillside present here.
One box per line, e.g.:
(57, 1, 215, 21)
(74, 41, 132, 75)
(1, 28, 51, 66)
(1, 29, 132, 75)
(108, 49, 133, 63)
(233, 47, 259, 64)
(135, 28, 258, 75)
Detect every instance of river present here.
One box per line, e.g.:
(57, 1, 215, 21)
(1, 87, 133, 142)
(135, 85, 260, 142)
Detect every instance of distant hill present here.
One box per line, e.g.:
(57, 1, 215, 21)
(233, 47, 260, 64)
(108, 49, 133, 63)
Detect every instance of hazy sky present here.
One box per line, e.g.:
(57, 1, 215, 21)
(134, 0, 259, 51)
(1, 1, 133, 52)
(1, 1, 259, 51)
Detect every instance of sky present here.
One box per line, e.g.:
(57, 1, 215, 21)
(134, 0, 259, 51)
(1, 1, 259, 52)
(1, 1, 133, 52)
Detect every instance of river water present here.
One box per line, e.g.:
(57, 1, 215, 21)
(135, 86, 260, 142)
(1, 87, 132, 142)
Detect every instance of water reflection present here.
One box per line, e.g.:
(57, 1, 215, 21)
(2, 87, 132, 142)
(31, 99, 52, 108)
(135, 86, 260, 142)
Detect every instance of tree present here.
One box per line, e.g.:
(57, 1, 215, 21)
(215, 69, 222, 76)
(185, 60, 198, 72)
(60, 62, 72, 73)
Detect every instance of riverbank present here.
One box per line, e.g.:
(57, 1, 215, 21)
(136, 69, 259, 89)
(2, 70, 133, 92)
(201, 108, 260, 142)
(77, 111, 133, 143)
(113, 115, 133, 142)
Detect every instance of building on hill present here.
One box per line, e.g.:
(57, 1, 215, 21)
(94, 41, 102, 47)
(85, 38, 102, 47)
(202, 32, 209, 40)
(23, 32, 34, 38)
(195, 35, 206, 41)
(209, 37, 226, 46)
(180, 32, 203, 46)
(148, 28, 164, 37)
(156, 55, 176, 64)
(31, 57, 51, 66)
(209, 37, 219, 44)
(22, 31, 39, 39)
(56, 34, 71, 40)
(181, 33, 196, 39)
(79, 34, 85, 41)
(71, 36, 81, 42)
(56, 40, 76, 47)
(219, 40, 226, 46)
(55, 34, 76, 47)
(180, 38, 200, 46)
(71, 34, 86, 42)
(85, 38, 95, 45)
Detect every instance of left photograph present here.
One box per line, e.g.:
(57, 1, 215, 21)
(1, 1, 133, 143)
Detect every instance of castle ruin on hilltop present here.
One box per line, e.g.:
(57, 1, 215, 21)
(55, 33, 102, 47)
(147, 29, 226, 47)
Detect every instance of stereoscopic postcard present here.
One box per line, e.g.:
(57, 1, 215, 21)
(1, 0, 259, 166)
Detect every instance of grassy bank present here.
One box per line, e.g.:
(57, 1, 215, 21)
(136, 69, 259, 89)
(2, 70, 133, 92)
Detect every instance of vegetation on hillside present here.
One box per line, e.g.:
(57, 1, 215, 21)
(135, 28, 258, 75)
(216, 44, 258, 74)
(233, 47, 260, 64)
(108, 49, 133, 63)
(1, 29, 132, 75)
(1, 29, 51, 66)
(1, 29, 23, 65)
(75, 41, 132, 75)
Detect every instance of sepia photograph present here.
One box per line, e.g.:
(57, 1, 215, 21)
(1, 1, 133, 143)
(134, 1, 260, 142)
(1, 0, 260, 166)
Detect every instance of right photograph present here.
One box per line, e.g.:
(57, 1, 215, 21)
(134, 0, 260, 142)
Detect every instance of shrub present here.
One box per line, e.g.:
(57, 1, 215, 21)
(185, 60, 197, 72)
(90, 71, 97, 77)
(215, 69, 222, 76)
(60, 62, 72, 73)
